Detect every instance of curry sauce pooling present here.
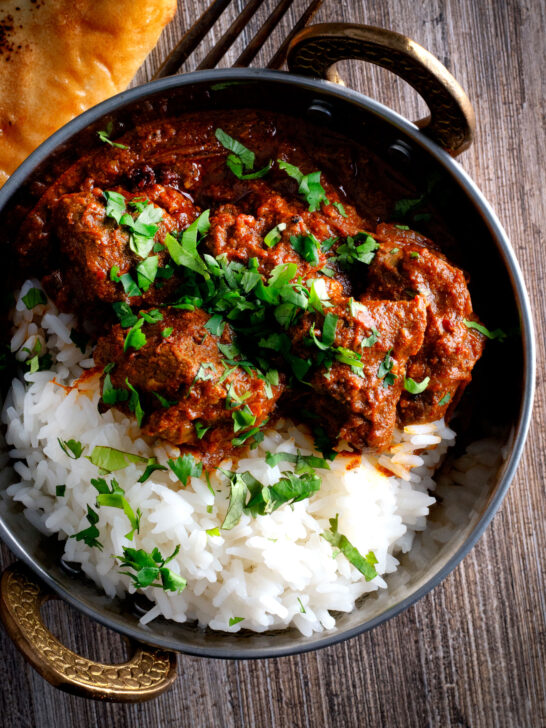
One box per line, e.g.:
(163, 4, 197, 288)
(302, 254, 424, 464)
(15, 110, 492, 466)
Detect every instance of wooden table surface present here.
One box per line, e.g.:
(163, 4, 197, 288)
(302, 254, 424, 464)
(1, 1, 544, 726)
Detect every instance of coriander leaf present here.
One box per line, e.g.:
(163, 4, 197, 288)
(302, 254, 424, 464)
(138, 460, 168, 483)
(264, 222, 287, 248)
(139, 308, 163, 324)
(126, 379, 145, 426)
(289, 234, 321, 264)
(335, 346, 363, 368)
(232, 405, 256, 433)
(162, 327, 173, 338)
(58, 438, 84, 459)
(265, 451, 330, 473)
(297, 597, 306, 613)
(215, 128, 255, 169)
(463, 319, 507, 341)
(168, 453, 203, 486)
(87, 445, 147, 473)
(377, 349, 397, 387)
(195, 421, 210, 439)
(92, 477, 141, 539)
(221, 473, 247, 530)
(396, 224, 410, 231)
(322, 514, 378, 581)
(226, 155, 272, 179)
(361, 328, 380, 348)
(153, 392, 177, 408)
(438, 393, 451, 406)
(229, 617, 244, 626)
(267, 262, 298, 288)
(136, 256, 159, 293)
(110, 267, 141, 297)
(322, 313, 338, 347)
(22, 287, 47, 310)
(116, 546, 186, 593)
(308, 278, 331, 314)
(277, 160, 329, 211)
(335, 232, 379, 268)
(231, 422, 266, 447)
(310, 424, 337, 461)
(124, 319, 147, 352)
(97, 123, 127, 149)
(70, 328, 89, 353)
(205, 314, 225, 337)
(102, 370, 129, 405)
(165, 210, 210, 277)
(71, 505, 103, 550)
(206, 527, 221, 537)
(104, 191, 127, 223)
(333, 201, 348, 217)
(410, 251, 420, 259)
(404, 376, 430, 394)
(112, 302, 138, 328)
(56, 485, 66, 497)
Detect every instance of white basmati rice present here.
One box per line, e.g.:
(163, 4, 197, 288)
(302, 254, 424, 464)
(1, 281, 457, 635)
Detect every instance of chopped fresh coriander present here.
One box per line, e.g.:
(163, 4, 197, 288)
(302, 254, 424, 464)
(136, 256, 159, 292)
(409, 251, 420, 259)
(153, 392, 177, 408)
(92, 477, 141, 540)
(168, 453, 203, 486)
(102, 369, 129, 406)
(161, 327, 173, 338)
(308, 278, 331, 313)
(404, 376, 430, 394)
(55, 485, 66, 497)
(138, 460, 168, 483)
(320, 236, 338, 252)
(104, 191, 127, 224)
(277, 160, 329, 211)
(438, 393, 451, 406)
(140, 309, 163, 324)
(232, 405, 256, 433)
(231, 422, 266, 447)
(22, 287, 47, 310)
(390, 248, 400, 254)
(126, 379, 145, 426)
(110, 266, 141, 297)
(124, 319, 147, 352)
(265, 451, 330, 473)
(394, 195, 424, 219)
(205, 314, 225, 337)
(310, 424, 337, 461)
(165, 210, 210, 277)
(206, 527, 221, 538)
(116, 545, 186, 593)
(396, 224, 410, 231)
(23, 339, 53, 373)
(221, 472, 248, 529)
(361, 328, 380, 348)
(112, 301, 138, 328)
(97, 122, 128, 149)
(463, 319, 507, 341)
(87, 445, 147, 474)
(58, 438, 84, 459)
(71, 505, 103, 550)
(229, 616, 245, 626)
(264, 222, 287, 248)
(335, 233, 379, 268)
(377, 349, 397, 387)
(297, 597, 306, 613)
(70, 328, 89, 353)
(195, 421, 210, 439)
(215, 128, 272, 179)
(333, 201, 348, 217)
(322, 514, 378, 580)
(289, 233, 321, 265)
(335, 346, 363, 369)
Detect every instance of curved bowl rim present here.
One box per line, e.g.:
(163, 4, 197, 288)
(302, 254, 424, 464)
(0, 67, 536, 659)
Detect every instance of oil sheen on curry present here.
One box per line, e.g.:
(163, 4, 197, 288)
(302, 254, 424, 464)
(16, 110, 487, 467)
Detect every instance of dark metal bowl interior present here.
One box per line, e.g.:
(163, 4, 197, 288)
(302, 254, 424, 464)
(0, 69, 535, 658)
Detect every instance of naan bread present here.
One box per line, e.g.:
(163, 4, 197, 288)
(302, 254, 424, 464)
(0, 0, 177, 186)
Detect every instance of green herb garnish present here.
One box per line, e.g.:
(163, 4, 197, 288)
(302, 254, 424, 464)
(377, 349, 397, 387)
(97, 122, 128, 149)
(404, 376, 430, 394)
(463, 320, 507, 341)
(71, 505, 103, 550)
(277, 160, 329, 212)
(22, 287, 47, 310)
(116, 545, 186, 593)
(168, 453, 203, 486)
(58, 438, 84, 459)
(322, 514, 378, 580)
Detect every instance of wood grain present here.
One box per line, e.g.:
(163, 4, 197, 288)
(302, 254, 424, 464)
(0, 1, 544, 726)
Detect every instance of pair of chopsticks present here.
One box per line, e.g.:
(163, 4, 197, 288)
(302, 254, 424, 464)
(154, 0, 325, 79)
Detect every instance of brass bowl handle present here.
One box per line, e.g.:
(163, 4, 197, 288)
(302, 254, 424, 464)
(286, 23, 476, 156)
(0, 562, 177, 702)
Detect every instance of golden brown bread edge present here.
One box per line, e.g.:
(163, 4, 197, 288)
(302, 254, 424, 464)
(0, 0, 178, 187)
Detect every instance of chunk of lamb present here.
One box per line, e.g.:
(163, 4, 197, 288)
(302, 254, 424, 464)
(290, 296, 427, 450)
(363, 223, 485, 424)
(93, 309, 284, 462)
(46, 185, 198, 313)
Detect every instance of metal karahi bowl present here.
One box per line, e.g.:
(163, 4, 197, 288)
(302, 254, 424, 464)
(0, 24, 535, 702)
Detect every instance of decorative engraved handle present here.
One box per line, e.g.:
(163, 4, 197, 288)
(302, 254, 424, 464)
(0, 563, 177, 702)
(287, 23, 475, 155)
